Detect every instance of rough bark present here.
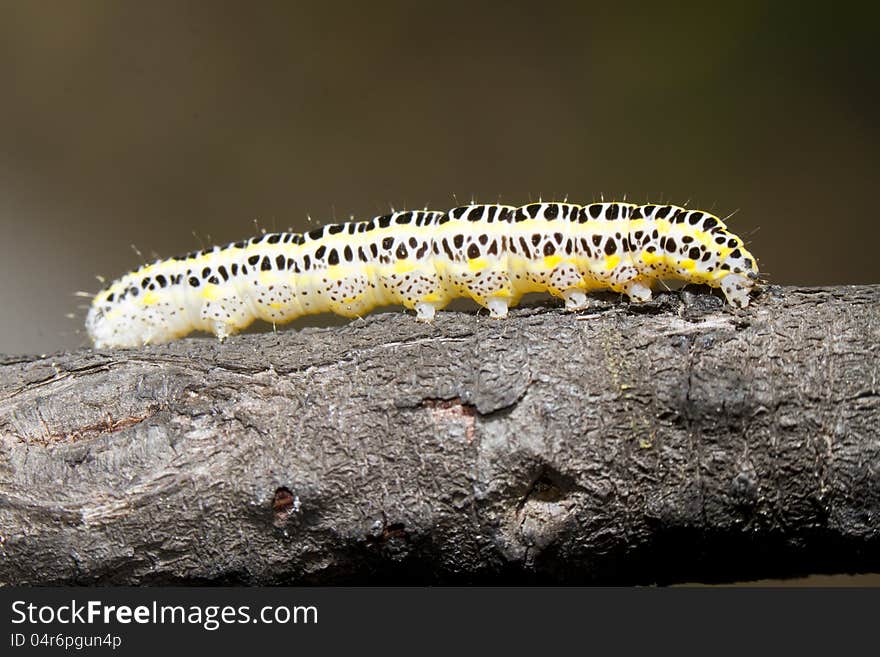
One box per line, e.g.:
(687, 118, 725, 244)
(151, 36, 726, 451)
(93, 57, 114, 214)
(0, 285, 878, 585)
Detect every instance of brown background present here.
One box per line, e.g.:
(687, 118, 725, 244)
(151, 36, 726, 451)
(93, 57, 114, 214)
(0, 1, 876, 354)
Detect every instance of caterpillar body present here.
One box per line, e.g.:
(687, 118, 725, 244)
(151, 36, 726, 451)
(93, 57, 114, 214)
(86, 201, 759, 348)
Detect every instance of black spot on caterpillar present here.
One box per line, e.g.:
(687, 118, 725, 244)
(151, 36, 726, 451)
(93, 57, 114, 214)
(87, 201, 760, 348)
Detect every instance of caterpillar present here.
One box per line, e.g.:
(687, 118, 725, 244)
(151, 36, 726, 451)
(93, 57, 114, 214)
(86, 201, 760, 348)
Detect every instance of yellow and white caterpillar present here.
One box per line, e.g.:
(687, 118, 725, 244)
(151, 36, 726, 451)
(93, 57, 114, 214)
(87, 201, 759, 348)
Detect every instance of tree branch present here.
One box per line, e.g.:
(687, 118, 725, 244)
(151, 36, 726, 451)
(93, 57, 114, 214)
(1, 285, 878, 584)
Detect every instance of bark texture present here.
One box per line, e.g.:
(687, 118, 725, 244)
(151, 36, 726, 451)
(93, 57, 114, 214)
(1, 285, 878, 585)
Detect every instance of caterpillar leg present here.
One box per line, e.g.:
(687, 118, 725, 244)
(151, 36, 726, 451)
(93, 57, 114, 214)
(547, 264, 585, 303)
(446, 264, 513, 319)
(562, 288, 589, 311)
(210, 320, 241, 341)
(720, 273, 753, 308)
(415, 301, 437, 322)
(377, 272, 447, 320)
(623, 280, 653, 303)
(486, 296, 509, 318)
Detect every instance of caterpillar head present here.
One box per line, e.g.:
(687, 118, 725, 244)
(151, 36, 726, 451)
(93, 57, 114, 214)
(718, 243, 760, 308)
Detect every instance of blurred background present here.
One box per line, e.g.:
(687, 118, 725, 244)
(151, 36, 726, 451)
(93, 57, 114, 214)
(0, 1, 877, 354)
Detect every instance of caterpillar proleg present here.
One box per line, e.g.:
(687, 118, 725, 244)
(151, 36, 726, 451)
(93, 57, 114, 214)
(86, 201, 760, 348)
